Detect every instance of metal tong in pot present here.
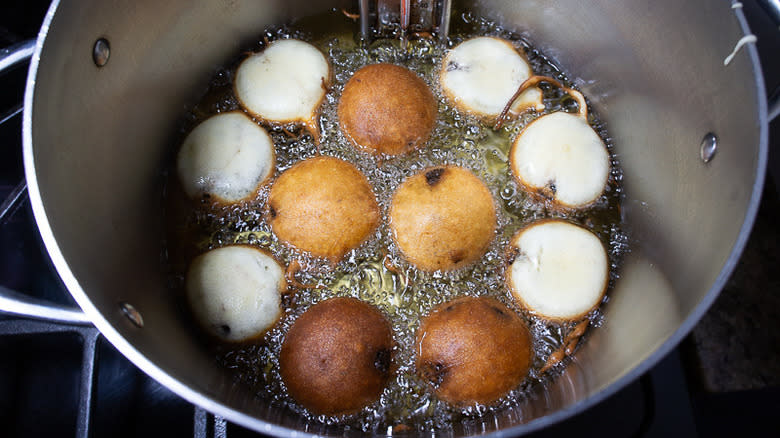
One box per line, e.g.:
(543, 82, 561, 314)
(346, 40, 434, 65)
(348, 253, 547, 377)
(358, 0, 452, 41)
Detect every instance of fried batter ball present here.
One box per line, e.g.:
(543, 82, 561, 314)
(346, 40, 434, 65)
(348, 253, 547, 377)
(506, 219, 608, 321)
(338, 63, 437, 155)
(234, 39, 329, 126)
(176, 111, 274, 204)
(415, 296, 533, 406)
(185, 245, 284, 343)
(510, 112, 610, 208)
(268, 156, 380, 260)
(440, 36, 543, 120)
(389, 166, 497, 271)
(279, 297, 395, 416)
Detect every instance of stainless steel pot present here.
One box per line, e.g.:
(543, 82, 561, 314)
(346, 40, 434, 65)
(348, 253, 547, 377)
(1, 0, 776, 435)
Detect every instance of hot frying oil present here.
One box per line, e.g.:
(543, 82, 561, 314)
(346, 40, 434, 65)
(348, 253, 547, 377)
(163, 9, 628, 434)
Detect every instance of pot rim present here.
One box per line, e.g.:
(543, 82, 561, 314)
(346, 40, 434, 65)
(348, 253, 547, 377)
(21, 1, 769, 436)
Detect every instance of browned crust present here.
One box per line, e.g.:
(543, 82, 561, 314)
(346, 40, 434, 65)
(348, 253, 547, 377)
(279, 297, 395, 416)
(341, 8, 360, 20)
(540, 319, 590, 374)
(438, 36, 543, 122)
(284, 259, 325, 290)
(389, 165, 497, 271)
(338, 63, 436, 156)
(503, 219, 608, 322)
(178, 110, 276, 207)
(494, 75, 587, 130)
(414, 296, 532, 406)
(508, 113, 609, 210)
(185, 244, 287, 345)
(267, 156, 380, 261)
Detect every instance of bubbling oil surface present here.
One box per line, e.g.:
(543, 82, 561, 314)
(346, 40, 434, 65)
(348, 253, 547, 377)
(163, 10, 628, 434)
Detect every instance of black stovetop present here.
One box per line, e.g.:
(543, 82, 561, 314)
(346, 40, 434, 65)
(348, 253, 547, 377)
(1, 1, 778, 437)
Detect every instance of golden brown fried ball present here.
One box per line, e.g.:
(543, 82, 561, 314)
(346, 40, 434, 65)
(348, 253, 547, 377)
(389, 166, 497, 271)
(415, 296, 533, 406)
(338, 63, 437, 155)
(279, 297, 395, 416)
(268, 156, 380, 261)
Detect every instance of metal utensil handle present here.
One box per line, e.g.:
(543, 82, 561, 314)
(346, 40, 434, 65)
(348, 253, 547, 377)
(364, 0, 451, 39)
(0, 39, 91, 326)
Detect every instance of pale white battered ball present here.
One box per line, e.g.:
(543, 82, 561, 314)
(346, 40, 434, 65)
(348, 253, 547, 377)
(177, 111, 274, 204)
(234, 39, 329, 124)
(186, 246, 285, 342)
(440, 36, 543, 119)
(506, 220, 608, 321)
(510, 112, 610, 208)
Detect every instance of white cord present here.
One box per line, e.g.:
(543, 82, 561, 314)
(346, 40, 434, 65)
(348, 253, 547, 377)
(723, 34, 757, 66)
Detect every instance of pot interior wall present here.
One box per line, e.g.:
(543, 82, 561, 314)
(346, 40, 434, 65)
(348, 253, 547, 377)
(26, 0, 762, 435)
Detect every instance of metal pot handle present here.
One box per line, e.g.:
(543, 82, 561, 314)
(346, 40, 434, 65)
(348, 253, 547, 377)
(0, 39, 91, 326)
(0, 39, 35, 71)
(770, 86, 780, 122)
(767, 86, 780, 122)
(757, 0, 780, 27)
(0, 285, 91, 325)
(754, 0, 780, 121)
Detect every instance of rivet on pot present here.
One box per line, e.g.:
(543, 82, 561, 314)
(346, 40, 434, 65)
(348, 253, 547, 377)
(92, 38, 110, 67)
(700, 133, 718, 164)
(119, 301, 144, 328)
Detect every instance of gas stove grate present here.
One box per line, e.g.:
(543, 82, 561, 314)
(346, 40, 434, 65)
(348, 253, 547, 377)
(0, 318, 228, 438)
